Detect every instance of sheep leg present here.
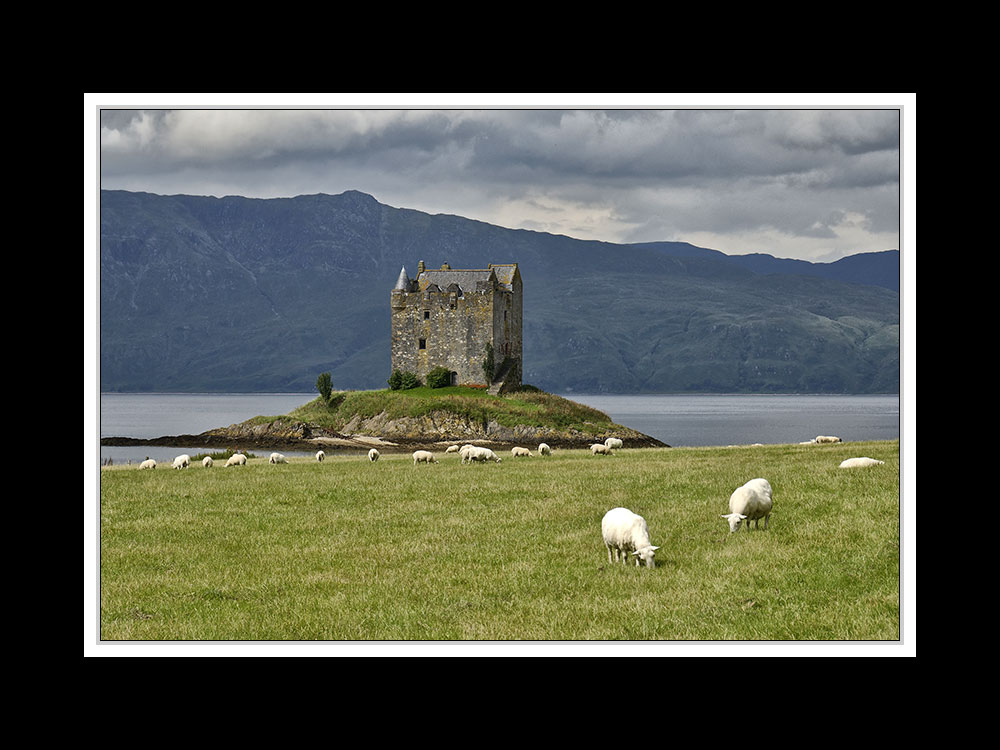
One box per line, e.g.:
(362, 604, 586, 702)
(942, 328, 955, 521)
(764, 515, 770, 530)
(606, 544, 614, 564)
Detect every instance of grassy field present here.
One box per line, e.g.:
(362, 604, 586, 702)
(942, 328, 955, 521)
(98, 440, 900, 642)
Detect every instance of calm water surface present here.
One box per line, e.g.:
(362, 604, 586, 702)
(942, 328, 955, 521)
(563, 393, 899, 448)
(99, 393, 316, 464)
(98, 392, 900, 464)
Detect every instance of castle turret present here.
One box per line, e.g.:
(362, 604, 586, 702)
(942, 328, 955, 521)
(393, 266, 412, 291)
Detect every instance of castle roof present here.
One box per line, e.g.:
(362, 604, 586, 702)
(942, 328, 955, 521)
(393, 266, 413, 291)
(417, 267, 497, 294)
(489, 263, 520, 288)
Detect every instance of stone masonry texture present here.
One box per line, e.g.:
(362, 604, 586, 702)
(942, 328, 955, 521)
(390, 261, 522, 389)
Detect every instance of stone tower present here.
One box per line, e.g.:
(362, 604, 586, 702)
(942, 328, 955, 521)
(390, 261, 522, 392)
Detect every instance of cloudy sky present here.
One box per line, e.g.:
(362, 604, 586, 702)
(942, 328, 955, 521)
(93, 94, 909, 263)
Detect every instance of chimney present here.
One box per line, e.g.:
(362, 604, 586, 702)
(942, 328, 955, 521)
(417, 260, 425, 275)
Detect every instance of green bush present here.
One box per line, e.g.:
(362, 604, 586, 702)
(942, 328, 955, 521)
(388, 370, 421, 390)
(426, 366, 452, 388)
(316, 372, 333, 402)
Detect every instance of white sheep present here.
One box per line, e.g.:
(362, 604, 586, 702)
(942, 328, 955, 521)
(172, 454, 191, 470)
(601, 507, 660, 568)
(604, 437, 624, 450)
(225, 453, 247, 467)
(445, 445, 461, 454)
(538, 443, 551, 456)
(463, 446, 502, 463)
(814, 435, 842, 444)
(511, 446, 532, 457)
(269, 452, 287, 464)
(590, 443, 613, 456)
(368, 448, 380, 462)
(478, 447, 502, 464)
(721, 478, 773, 532)
(839, 457, 885, 469)
(202, 456, 214, 468)
(139, 458, 156, 470)
(413, 450, 438, 465)
(316, 450, 325, 462)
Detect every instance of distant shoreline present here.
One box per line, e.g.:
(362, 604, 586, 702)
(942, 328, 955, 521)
(99, 430, 668, 453)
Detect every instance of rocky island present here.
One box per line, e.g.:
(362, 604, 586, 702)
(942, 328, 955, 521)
(100, 387, 668, 453)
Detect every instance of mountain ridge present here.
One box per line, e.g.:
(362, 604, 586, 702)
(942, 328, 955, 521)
(99, 189, 899, 394)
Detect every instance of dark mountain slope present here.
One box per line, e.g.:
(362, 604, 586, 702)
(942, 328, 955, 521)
(99, 190, 899, 393)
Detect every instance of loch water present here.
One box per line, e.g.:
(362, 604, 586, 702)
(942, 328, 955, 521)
(97, 392, 900, 465)
(563, 393, 900, 448)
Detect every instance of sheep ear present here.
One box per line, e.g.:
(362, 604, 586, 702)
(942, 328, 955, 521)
(738, 514, 747, 519)
(650, 546, 660, 551)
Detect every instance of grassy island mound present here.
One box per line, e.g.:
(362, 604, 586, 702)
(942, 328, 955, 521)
(292, 386, 614, 433)
(206, 386, 666, 450)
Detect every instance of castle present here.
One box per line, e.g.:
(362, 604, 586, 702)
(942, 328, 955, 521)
(390, 261, 522, 393)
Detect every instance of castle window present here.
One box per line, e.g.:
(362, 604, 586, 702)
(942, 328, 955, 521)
(424, 310, 430, 319)
(418, 338, 426, 350)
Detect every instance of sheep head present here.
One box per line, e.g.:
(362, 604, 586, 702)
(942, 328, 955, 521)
(721, 513, 748, 532)
(632, 545, 660, 568)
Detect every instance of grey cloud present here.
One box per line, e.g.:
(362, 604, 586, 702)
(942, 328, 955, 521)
(97, 106, 901, 261)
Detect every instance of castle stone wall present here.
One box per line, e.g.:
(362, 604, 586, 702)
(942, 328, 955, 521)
(390, 262, 522, 388)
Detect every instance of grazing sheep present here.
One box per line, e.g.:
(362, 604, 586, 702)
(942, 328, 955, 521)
(224, 453, 247, 467)
(814, 435, 842, 444)
(172, 454, 191, 470)
(839, 457, 885, 469)
(590, 443, 614, 456)
(368, 448, 380, 462)
(202, 456, 214, 468)
(538, 443, 551, 456)
(139, 458, 156, 470)
(604, 437, 624, 450)
(601, 507, 660, 568)
(413, 450, 438, 465)
(721, 478, 773, 532)
(463, 446, 502, 463)
(268, 452, 288, 464)
(445, 445, 461, 454)
(511, 446, 532, 457)
(316, 450, 325, 462)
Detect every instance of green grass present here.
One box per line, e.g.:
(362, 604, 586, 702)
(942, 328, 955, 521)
(99, 440, 900, 641)
(285, 387, 618, 432)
